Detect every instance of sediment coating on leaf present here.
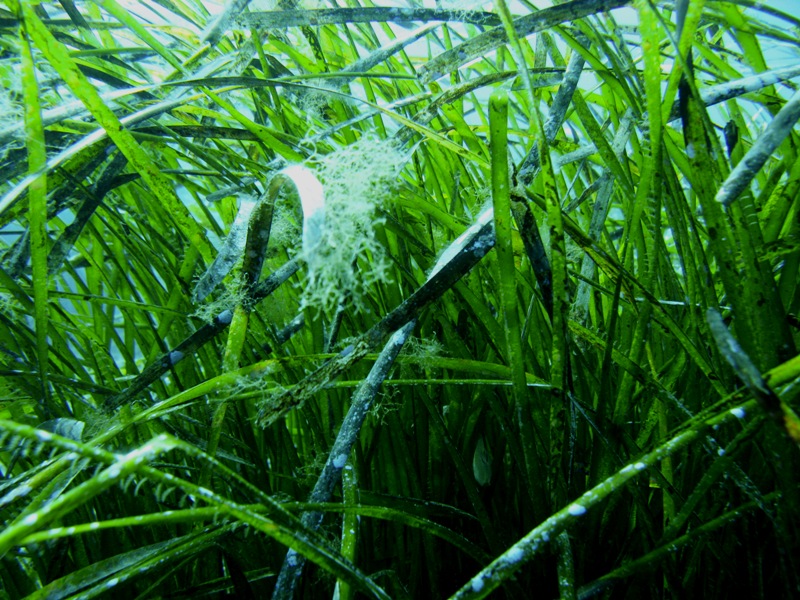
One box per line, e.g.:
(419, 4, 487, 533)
(192, 195, 257, 303)
(715, 89, 800, 207)
(418, 0, 631, 84)
(237, 7, 501, 29)
(272, 319, 415, 599)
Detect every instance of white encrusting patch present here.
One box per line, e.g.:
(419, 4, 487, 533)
(35, 430, 52, 441)
(634, 462, 646, 471)
(471, 576, 485, 592)
(506, 547, 524, 563)
(730, 407, 746, 419)
(568, 504, 587, 516)
(332, 453, 348, 469)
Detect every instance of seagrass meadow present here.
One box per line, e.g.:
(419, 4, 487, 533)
(1, 0, 800, 598)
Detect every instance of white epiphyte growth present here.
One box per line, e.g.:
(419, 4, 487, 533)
(288, 137, 406, 313)
(279, 164, 326, 255)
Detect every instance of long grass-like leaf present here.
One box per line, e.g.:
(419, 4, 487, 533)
(18, 14, 49, 404)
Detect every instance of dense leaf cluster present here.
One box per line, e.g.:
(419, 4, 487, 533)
(1, 0, 799, 598)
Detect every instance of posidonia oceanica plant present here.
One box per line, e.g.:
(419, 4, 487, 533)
(1, 0, 799, 598)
